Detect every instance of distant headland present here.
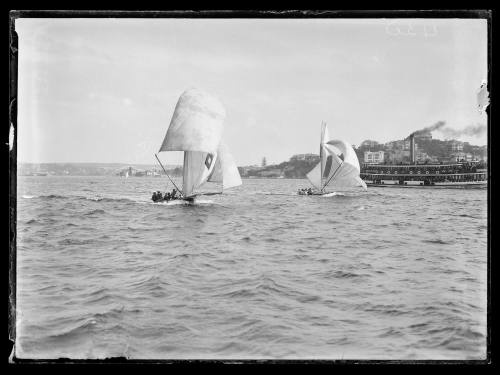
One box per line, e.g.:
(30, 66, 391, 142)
(18, 132, 487, 178)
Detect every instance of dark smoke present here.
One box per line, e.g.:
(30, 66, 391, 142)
(439, 124, 487, 139)
(410, 121, 446, 137)
(409, 121, 487, 139)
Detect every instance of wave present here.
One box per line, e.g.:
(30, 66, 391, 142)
(21, 194, 65, 200)
(326, 270, 365, 279)
(43, 318, 98, 343)
(84, 209, 106, 216)
(58, 238, 95, 246)
(423, 239, 452, 245)
(21, 193, 140, 204)
(321, 192, 345, 197)
(152, 199, 214, 206)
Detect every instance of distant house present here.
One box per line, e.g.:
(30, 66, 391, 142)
(360, 140, 380, 148)
(290, 153, 318, 162)
(447, 140, 464, 152)
(415, 151, 430, 162)
(364, 151, 385, 164)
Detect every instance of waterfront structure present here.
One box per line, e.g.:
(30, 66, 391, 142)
(260, 169, 282, 178)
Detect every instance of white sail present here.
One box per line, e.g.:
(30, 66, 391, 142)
(306, 122, 366, 192)
(319, 122, 329, 187)
(322, 140, 365, 190)
(159, 88, 225, 154)
(306, 161, 322, 190)
(157, 87, 242, 198)
(182, 151, 218, 197)
(326, 140, 360, 172)
(208, 141, 242, 190)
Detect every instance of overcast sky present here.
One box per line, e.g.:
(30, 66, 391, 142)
(15, 18, 488, 166)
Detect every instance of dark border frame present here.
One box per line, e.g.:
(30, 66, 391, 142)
(8, 9, 492, 365)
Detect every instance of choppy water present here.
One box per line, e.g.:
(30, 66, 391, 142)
(15, 176, 487, 360)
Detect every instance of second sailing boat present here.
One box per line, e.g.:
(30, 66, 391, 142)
(299, 121, 367, 195)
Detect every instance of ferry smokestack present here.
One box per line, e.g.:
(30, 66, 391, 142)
(410, 134, 415, 164)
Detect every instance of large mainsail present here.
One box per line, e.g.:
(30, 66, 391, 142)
(157, 87, 241, 198)
(306, 123, 366, 191)
(159, 88, 225, 154)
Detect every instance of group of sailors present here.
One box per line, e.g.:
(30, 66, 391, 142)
(298, 188, 314, 195)
(152, 189, 181, 202)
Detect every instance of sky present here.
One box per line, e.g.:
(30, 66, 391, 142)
(15, 18, 488, 166)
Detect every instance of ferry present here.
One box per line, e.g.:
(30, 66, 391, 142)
(360, 132, 487, 188)
(360, 161, 487, 188)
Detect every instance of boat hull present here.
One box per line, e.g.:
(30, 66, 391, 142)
(365, 181, 486, 189)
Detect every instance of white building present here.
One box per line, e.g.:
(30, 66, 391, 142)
(364, 151, 385, 164)
(448, 141, 464, 152)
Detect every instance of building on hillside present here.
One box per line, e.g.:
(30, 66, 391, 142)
(387, 149, 410, 163)
(403, 139, 418, 151)
(364, 151, 385, 164)
(447, 140, 464, 152)
(360, 140, 380, 148)
(290, 154, 318, 162)
(415, 151, 431, 163)
(384, 141, 397, 150)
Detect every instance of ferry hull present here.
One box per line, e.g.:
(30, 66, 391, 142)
(365, 181, 487, 189)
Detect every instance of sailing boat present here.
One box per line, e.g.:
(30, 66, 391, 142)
(303, 121, 367, 195)
(154, 88, 242, 202)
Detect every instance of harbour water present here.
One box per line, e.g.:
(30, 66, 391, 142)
(15, 176, 488, 360)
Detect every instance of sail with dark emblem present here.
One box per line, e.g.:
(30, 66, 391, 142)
(156, 88, 241, 199)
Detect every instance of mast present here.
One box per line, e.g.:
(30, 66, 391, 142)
(320, 121, 326, 192)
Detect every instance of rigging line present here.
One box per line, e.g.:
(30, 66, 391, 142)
(154, 153, 183, 197)
(322, 159, 344, 192)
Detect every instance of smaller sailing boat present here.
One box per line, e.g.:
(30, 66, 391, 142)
(153, 88, 242, 203)
(300, 121, 367, 195)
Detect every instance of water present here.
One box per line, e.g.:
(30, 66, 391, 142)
(15, 176, 488, 360)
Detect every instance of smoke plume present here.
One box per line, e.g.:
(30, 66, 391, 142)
(410, 121, 446, 137)
(410, 121, 487, 139)
(439, 124, 487, 139)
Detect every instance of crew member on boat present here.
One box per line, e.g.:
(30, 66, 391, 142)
(152, 191, 163, 202)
